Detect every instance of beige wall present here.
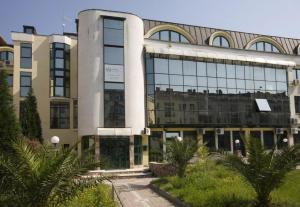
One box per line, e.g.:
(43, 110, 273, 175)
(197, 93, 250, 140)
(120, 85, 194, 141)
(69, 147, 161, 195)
(12, 33, 78, 147)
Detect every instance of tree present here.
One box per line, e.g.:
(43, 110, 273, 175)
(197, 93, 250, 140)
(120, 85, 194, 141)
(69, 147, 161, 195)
(0, 138, 101, 207)
(0, 70, 20, 150)
(223, 137, 300, 207)
(20, 88, 43, 143)
(166, 138, 197, 177)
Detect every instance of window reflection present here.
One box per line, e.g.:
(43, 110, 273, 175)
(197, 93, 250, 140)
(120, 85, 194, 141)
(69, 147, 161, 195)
(145, 55, 289, 127)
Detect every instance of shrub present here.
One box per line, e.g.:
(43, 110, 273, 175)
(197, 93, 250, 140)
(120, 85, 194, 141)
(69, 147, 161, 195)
(63, 184, 117, 207)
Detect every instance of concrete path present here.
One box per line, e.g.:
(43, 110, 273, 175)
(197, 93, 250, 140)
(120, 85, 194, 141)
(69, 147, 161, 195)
(113, 177, 175, 207)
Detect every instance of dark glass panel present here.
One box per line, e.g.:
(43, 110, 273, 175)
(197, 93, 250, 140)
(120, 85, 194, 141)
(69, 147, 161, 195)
(104, 28, 124, 46)
(203, 131, 215, 150)
(263, 131, 274, 149)
(218, 131, 231, 151)
(104, 89, 125, 127)
(104, 46, 124, 65)
(103, 18, 124, 30)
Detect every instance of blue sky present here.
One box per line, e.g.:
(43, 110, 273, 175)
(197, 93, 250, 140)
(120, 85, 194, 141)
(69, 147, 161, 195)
(1, 0, 300, 43)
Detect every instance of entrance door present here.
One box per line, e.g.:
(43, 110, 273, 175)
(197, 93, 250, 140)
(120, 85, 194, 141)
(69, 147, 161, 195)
(100, 137, 129, 169)
(134, 135, 143, 165)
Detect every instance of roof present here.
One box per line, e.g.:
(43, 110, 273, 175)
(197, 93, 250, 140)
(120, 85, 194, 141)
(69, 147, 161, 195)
(143, 19, 300, 55)
(0, 36, 7, 46)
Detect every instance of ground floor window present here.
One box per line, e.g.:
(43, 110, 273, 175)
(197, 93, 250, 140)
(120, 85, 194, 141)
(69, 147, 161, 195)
(50, 101, 70, 129)
(263, 131, 274, 149)
(294, 133, 300, 145)
(149, 132, 163, 162)
(203, 131, 215, 151)
(134, 136, 143, 165)
(217, 131, 231, 151)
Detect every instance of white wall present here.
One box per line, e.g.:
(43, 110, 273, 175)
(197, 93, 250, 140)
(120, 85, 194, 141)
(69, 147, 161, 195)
(78, 10, 145, 137)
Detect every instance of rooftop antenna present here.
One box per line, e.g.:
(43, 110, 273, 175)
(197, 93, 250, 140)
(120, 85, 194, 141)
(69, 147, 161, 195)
(62, 23, 66, 34)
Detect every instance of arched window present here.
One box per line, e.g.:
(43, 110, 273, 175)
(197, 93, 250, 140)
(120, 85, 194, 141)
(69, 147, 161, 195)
(150, 30, 190, 43)
(249, 41, 280, 53)
(212, 36, 229, 48)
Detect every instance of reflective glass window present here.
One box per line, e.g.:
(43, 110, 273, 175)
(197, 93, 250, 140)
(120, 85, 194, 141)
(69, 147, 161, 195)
(184, 76, 197, 86)
(254, 67, 264, 80)
(266, 81, 276, 91)
(50, 102, 70, 129)
(217, 63, 226, 77)
(197, 62, 206, 76)
(265, 68, 276, 81)
(208, 77, 217, 87)
(155, 74, 169, 84)
(236, 65, 244, 79)
(170, 31, 180, 42)
(217, 78, 226, 88)
(183, 61, 196, 75)
(246, 80, 254, 90)
(255, 81, 265, 91)
(236, 79, 245, 89)
(207, 63, 216, 77)
(104, 19, 124, 29)
(154, 58, 168, 73)
(226, 64, 235, 78)
(227, 79, 236, 88)
(160, 31, 169, 41)
(169, 59, 182, 74)
(276, 69, 286, 82)
(104, 46, 124, 65)
(104, 28, 124, 46)
(20, 72, 31, 97)
(170, 75, 183, 85)
(197, 77, 207, 87)
(245, 66, 254, 79)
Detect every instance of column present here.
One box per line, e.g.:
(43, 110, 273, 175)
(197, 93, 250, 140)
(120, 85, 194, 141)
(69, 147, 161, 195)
(129, 135, 134, 169)
(95, 136, 100, 170)
(163, 131, 166, 161)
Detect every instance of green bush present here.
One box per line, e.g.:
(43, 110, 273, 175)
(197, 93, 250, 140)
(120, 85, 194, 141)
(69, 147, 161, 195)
(63, 184, 117, 207)
(153, 161, 300, 207)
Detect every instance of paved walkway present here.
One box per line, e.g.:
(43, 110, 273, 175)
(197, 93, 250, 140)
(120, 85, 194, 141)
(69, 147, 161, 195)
(113, 177, 175, 207)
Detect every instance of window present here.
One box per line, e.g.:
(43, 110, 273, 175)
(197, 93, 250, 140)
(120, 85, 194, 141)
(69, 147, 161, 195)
(50, 43, 70, 97)
(263, 131, 274, 149)
(103, 17, 125, 128)
(20, 72, 31, 97)
(295, 96, 300, 113)
(212, 36, 229, 48)
(73, 100, 78, 129)
(20, 43, 32, 68)
(6, 74, 13, 87)
(293, 69, 300, 80)
(150, 30, 190, 43)
(0, 51, 13, 64)
(50, 102, 70, 129)
(249, 41, 280, 53)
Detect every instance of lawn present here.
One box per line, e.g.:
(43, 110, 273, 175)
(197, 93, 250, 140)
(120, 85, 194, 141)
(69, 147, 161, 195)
(152, 162, 300, 207)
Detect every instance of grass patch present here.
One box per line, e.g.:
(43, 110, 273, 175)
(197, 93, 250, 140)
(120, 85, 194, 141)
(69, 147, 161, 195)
(153, 162, 300, 207)
(62, 184, 117, 207)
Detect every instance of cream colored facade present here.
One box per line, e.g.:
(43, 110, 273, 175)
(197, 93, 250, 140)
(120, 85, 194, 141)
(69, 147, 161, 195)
(11, 32, 78, 147)
(7, 9, 300, 169)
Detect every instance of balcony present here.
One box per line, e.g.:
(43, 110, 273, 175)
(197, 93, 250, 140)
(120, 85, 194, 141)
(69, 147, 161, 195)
(0, 60, 14, 70)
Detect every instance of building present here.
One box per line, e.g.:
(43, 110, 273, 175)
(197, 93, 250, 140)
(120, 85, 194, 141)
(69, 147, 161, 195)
(0, 36, 14, 92)
(9, 9, 300, 169)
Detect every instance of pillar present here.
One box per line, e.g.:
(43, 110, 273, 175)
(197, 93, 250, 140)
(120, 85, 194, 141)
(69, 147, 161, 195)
(95, 136, 100, 170)
(129, 135, 134, 168)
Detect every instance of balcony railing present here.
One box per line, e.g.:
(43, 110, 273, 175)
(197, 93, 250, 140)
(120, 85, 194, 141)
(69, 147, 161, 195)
(0, 60, 14, 69)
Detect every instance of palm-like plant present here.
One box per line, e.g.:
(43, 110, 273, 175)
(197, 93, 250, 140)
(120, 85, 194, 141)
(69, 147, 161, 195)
(223, 137, 300, 207)
(0, 138, 100, 207)
(166, 138, 197, 177)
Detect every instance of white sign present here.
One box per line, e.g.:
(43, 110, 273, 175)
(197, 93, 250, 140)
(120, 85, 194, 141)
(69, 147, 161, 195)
(104, 64, 124, 82)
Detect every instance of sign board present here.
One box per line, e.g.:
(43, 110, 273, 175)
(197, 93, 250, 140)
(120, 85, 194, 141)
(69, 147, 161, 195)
(104, 64, 124, 82)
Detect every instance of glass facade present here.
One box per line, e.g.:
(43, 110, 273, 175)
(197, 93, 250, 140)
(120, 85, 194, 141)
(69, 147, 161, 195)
(146, 54, 290, 127)
(0, 51, 13, 63)
(50, 43, 70, 97)
(20, 72, 31, 97)
(212, 36, 229, 48)
(20, 43, 32, 68)
(250, 41, 280, 53)
(150, 30, 189, 43)
(103, 18, 125, 128)
(295, 96, 300, 114)
(50, 102, 70, 129)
